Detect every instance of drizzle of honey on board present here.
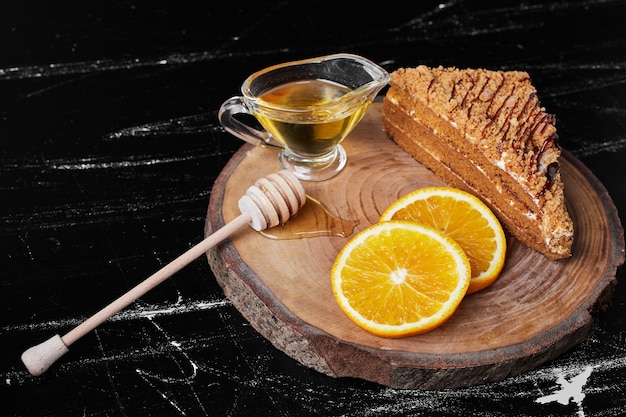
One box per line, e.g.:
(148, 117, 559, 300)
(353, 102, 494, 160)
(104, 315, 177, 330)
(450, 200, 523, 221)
(260, 195, 359, 240)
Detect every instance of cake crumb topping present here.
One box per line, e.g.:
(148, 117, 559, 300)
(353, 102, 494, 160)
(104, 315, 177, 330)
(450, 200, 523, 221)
(391, 66, 561, 199)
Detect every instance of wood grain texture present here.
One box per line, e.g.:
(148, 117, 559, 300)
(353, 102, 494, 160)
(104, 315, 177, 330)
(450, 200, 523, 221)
(205, 103, 624, 389)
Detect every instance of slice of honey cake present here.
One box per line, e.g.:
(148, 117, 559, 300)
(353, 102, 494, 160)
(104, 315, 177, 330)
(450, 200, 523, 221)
(382, 65, 573, 259)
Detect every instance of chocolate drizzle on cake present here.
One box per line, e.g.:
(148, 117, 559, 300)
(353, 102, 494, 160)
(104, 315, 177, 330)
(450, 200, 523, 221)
(534, 133, 561, 197)
(429, 67, 561, 195)
(539, 161, 561, 197)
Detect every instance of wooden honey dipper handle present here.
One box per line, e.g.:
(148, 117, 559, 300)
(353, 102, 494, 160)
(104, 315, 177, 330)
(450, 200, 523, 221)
(21, 170, 306, 376)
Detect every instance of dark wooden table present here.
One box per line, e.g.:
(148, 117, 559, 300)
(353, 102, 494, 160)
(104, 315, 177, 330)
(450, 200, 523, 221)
(2, 2, 624, 416)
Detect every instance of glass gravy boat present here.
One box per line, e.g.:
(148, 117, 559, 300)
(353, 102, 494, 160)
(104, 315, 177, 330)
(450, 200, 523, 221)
(219, 53, 390, 181)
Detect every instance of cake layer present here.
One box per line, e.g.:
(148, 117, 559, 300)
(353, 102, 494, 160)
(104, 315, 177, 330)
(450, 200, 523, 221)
(383, 98, 546, 257)
(382, 66, 574, 259)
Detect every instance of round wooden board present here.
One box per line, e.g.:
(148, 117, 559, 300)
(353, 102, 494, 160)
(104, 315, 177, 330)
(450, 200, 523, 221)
(205, 103, 624, 389)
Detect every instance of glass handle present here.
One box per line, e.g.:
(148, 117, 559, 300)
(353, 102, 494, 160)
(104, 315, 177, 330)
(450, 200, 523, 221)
(218, 97, 282, 148)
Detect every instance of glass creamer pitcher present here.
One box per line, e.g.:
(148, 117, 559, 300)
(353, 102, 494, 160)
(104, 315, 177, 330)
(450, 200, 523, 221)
(218, 53, 390, 181)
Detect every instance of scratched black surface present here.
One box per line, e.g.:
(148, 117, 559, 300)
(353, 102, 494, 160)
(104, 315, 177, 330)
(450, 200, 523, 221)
(2, 1, 625, 416)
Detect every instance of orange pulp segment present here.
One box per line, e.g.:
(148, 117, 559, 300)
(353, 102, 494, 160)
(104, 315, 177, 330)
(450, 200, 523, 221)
(330, 220, 471, 338)
(380, 187, 507, 294)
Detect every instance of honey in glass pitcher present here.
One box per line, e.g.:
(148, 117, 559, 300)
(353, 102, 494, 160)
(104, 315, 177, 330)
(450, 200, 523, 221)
(219, 54, 390, 181)
(254, 79, 371, 156)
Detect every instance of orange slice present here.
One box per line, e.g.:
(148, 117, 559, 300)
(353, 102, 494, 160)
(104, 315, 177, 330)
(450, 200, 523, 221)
(330, 220, 471, 338)
(380, 187, 506, 294)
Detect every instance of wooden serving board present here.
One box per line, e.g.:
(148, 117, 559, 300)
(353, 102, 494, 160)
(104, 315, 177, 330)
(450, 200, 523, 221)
(205, 103, 624, 389)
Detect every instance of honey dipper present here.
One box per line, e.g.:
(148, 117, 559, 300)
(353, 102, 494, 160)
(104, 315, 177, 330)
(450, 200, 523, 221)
(21, 169, 306, 376)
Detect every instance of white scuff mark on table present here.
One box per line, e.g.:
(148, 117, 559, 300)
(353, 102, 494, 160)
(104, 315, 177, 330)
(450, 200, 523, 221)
(94, 328, 128, 416)
(44, 154, 203, 170)
(134, 306, 208, 416)
(0, 51, 220, 80)
(3, 298, 232, 333)
(134, 299, 231, 322)
(535, 365, 594, 417)
(136, 366, 188, 416)
(573, 136, 626, 158)
(138, 301, 199, 382)
(104, 113, 216, 139)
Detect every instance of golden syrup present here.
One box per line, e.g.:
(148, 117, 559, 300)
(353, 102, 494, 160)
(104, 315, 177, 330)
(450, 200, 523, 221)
(253, 79, 371, 155)
(260, 195, 359, 240)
